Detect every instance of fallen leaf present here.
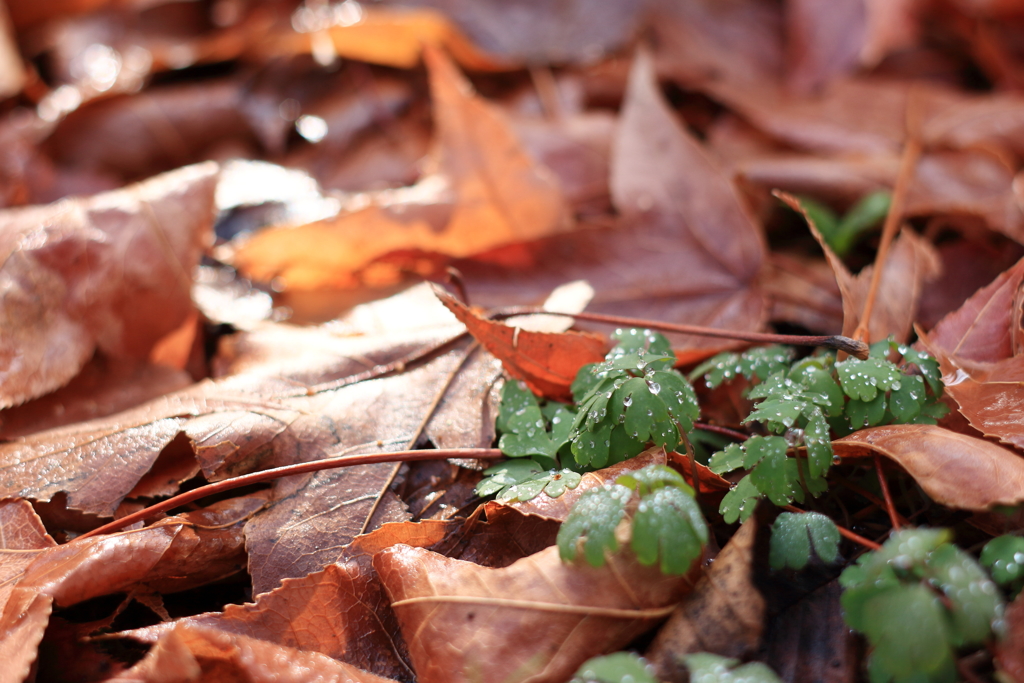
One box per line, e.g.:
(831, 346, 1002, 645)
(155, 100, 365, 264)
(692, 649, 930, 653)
(646, 517, 764, 681)
(0, 2, 23, 99)
(224, 46, 569, 290)
(434, 285, 604, 401)
(123, 560, 414, 681)
(924, 256, 1024, 363)
(456, 50, 768, 352)
(379, 0, 647, 64)
(0, 162, 217, 408)
(0, 356, 191, 439)
(112, 623, 397, 683)
(834, 424, 1024, 510)
(375, 541, 697, 683)
(786, 0, 920, 92)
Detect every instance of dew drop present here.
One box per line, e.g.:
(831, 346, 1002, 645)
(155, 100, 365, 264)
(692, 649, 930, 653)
(648, 382, 661, 395)
(623, 396, 633, 407)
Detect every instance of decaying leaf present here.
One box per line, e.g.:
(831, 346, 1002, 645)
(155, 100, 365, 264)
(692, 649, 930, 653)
(111, 623, 397, 683)
(434, 285, 604, 401)
(0, 162, 217, 408)
(834, 424, 1024, 510)
(224, 46, 568, 290)
(375, 541, 697, 683)
(646, 517, 765, 682)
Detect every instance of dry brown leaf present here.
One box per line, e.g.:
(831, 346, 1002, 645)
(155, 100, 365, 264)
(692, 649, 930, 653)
(0, 357, 191, 439)
(225, 46, 568, 291)
(375, 542, 697, 683)
(124, 560, 413, 681)
(112, 623, 397, 683)
(380, 0, 647, 64)
(647, 518, 764, 681)
(434, 285, 604, 401)
(786, 0, 920, 92)
(834, 424, 1024, 510)
(0, 162, 217, 408)
(0, 1, 23, 99)
(925, 256, 1024, 363)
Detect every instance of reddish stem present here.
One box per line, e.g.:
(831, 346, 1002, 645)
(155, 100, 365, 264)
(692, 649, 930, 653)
(694, 422, 750, 441)
(78, 448, 503, 540)
(874, 455, 902, 531)
(783, 505, 882, 551)
(491, 308, 869, 359)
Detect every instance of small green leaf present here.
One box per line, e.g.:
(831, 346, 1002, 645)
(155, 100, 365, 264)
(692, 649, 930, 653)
(608, 328, 675, 369)
(476, 459, 543, 498)
(682, 653, 784, 683)
(899, 346, 943, 395)
(496, 380, 539, 434)
(632, 486, 707, 574)
(571, 652, 658, 683)
(558, 484, 632, 567)
(981, 535, 1024, 592)
(744, 397, 808, 432)
(709, 442, 745, 475)
(720, 475, 761, 524)
(831, 191, 890, 256)
(495, 468, 583, 503)
(846, 392, 887, 429)
(928, 543, 1003, 645)
(769, 511, 840, 570)
(615, 463, 690, 496)
(803, 408, 833, 479)
(888, 374, 925, 423)
(571, 421, 613, 468)
(750, 450, 802, 506)
(835, 357, 901, 402)
(741, 435, 789, 470)
(689, 346, 794, 388)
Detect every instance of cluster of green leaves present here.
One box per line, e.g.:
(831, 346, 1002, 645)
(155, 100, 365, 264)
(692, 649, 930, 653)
(696, 340, 946, 523)
(798, 191, 891, 257)
(840, 528, 1004, 683)
(478, 328, 700, 503)
(569, 328, 700, 468)
(475, 379, 582, 503)
(570, 652, 783, 683)
(557, 464, 708, 575)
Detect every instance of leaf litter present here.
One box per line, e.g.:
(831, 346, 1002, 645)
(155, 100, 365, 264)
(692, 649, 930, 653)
(6, 1, 1024, 681)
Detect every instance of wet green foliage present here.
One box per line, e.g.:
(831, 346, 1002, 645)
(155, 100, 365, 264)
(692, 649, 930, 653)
(570, 652, 658, 683)
(683, 653, 784, 683)
(839, 529, 1004, 683)
(558, 464, 707, 575)
(569, 329, 700, 468)
(769, 511, 841, 570)
(475, 459, 582, 503)
(700, 340, 946, 522)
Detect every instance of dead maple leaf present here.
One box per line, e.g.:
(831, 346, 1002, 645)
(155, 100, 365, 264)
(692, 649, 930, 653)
(834, 424, 1024, 510)
(375, 541, 698, 683)
(0, 162, 216, 409)
(433, 285, 604, 401)
(223, 46, 569, 290)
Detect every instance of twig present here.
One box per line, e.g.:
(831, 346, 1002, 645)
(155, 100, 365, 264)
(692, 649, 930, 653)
(874, 455, 902, 531)
(835, 475, 911, 527)
(783, 505, 882, 551)
(77, 448, 503, 540)
(694, 423, 749, 441)
(490, 308, 869, 359)
(853, 89, 923, 344)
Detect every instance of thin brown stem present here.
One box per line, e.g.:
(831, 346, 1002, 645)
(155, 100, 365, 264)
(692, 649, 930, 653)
(694, 422, 749, 441)
(78, 448, 503, 540)
(782, 505, 882, 551)
(853, 91, 923, 344)
(835, 476, 911, 527)
(490, 308, 869, 359)
(874, 455, 902, 531)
